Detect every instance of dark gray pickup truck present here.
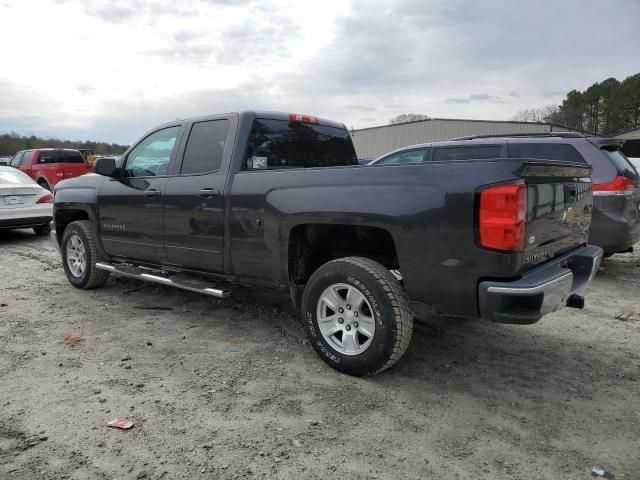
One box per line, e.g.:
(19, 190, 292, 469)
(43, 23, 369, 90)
(53, 111, 603, 376)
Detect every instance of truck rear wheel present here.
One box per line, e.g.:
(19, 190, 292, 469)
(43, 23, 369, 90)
(61, 220, 110, 289)
(301, 257, 413, 376)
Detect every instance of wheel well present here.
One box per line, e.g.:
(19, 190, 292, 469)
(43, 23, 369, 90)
(36, 177, 51, 188)
(288, 224, 399, 285)
(55, 210, 89, 244)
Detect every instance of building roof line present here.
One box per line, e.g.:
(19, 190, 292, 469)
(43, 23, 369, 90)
(351, 117, 586, 134)
(607, 125, 640, 137)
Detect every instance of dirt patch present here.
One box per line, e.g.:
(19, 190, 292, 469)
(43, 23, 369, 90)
(1, 229, 639, 479)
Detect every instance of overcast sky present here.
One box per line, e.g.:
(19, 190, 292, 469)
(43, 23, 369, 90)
(0, 0, 638, 144)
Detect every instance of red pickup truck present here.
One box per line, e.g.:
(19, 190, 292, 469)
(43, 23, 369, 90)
(9, 148, 93, 191)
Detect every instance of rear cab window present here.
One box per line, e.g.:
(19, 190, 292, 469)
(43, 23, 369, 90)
(244, 118, 357, 170)
(64, 151, 86, 164)
(432, 145, 501, 162)
(38, 151, 65, 164)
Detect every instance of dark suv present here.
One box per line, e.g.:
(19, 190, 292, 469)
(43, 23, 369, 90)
(371, 133, 640, 256)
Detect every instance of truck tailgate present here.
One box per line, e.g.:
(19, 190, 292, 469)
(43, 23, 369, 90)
(519, 162, 593, 267)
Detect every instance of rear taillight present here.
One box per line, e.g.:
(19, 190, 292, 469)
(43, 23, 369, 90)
(593, 176, 635, 196)
(37, 193, 54, 204)
(289, 113, 320, 124)
(479, 183, 526, 252)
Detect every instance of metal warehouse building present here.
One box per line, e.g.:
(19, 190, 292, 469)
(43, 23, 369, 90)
(350, 118, 578, 160)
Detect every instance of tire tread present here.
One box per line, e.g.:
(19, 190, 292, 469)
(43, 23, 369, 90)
(63, 220, 110, 289)
(319, 256, 413, 375)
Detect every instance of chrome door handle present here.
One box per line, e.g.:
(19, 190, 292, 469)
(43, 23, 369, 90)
(144, 189, 161, 198)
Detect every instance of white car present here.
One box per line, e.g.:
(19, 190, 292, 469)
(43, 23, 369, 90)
(628, 157, 640, 173)
(0, 166, 53, 235)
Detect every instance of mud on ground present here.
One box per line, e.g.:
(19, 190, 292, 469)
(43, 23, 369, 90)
(1, 230, 639, 479)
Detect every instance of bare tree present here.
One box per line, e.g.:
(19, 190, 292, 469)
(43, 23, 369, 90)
(389, 113, 430, 125)
(511, 105, 560, 123)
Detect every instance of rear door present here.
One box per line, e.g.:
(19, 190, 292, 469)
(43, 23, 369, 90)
(163, 115, 235, 273)
(97, 125, 183, 264)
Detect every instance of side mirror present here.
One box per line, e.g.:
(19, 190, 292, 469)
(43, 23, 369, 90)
(93, 157, 118, 176)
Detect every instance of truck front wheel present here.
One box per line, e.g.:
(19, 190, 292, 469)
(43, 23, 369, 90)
(61, 220, 110, 289)
(301, 257, 413, 376)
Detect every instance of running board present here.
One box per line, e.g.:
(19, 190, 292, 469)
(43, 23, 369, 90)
(95, 262, 230, 298)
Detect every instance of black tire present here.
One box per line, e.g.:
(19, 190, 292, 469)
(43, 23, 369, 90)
(37, 180, 51, 191)
(61, 220, 110, 289)
(33, 223, 51, 236)
(301, 256, 413, 376)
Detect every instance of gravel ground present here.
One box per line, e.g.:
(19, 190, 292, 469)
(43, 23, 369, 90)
(1, 230, 639, 480)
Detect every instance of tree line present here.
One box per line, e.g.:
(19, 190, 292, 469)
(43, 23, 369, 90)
(512, 73, 640, 135)
(0, 131, 129, 157)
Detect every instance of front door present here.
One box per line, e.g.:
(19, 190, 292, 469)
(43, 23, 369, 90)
(97, 125, 182, 264)
(163, 117, 232, 272)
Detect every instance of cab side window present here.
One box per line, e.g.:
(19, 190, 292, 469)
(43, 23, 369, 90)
(180, 120, 229, 175)
(64, 151, 87, 164)
(10, 152, 24, 167)
(377, 149, 428, 165)
(125, 126, 181, 177)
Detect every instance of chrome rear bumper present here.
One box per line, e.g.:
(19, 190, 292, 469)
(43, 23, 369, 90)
(478, 245, 603, 324)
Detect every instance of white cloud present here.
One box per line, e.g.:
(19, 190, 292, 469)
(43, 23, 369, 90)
(0, 0, 638, 143)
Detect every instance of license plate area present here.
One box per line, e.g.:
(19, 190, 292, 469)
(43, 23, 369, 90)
(4, 195, 23, 205)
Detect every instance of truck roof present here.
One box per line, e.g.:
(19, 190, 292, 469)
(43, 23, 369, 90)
(19, 148, 82, 152)
(154, 111, 347, 131)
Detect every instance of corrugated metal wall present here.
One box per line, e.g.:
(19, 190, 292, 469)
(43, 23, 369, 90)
(350, 119, 572, 159)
